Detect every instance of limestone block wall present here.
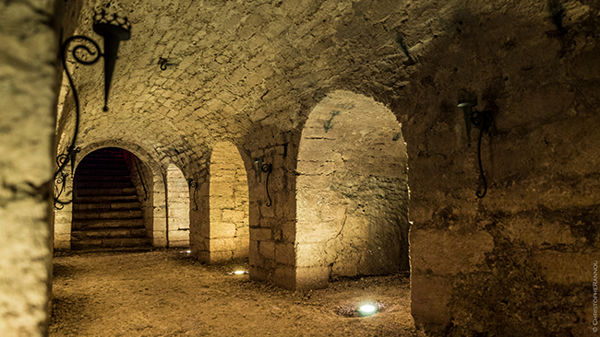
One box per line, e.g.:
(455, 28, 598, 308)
(0, 0, 58, 335)
(206, 142, 249, 262)
(166, 164, 190, 247)
(51, 0, 600, 335)
(122, 149, 166, 247)
(124, 151, 158, 244)
(402, 2, 600, 335)
(243, 127, 298, 289)
(189, 170, 210, 262)
(296, 90, 409, 288)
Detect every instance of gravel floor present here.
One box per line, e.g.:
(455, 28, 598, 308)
(50, 250, 425, 336)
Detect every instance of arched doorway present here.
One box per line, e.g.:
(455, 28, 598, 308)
(205, 141, 250, 262)
(295, 90, 409, 288)
(166, 163, 190, 247)
(71, 147, 152, 251)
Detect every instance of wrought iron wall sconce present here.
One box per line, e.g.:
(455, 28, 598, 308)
(457, 96, 494, 199)
(53, 9, 131, 209)
(158, 57, 177, 71)
(254, 158, 273, 207)
(187, 178, 199, 211)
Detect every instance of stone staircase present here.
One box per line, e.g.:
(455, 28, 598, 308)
(72, 148, 151, 252)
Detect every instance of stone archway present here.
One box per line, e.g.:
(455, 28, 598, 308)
(70, 147, 152, 251)
(166, 163, 190, 247)
(295, 90, 410, 289)
(53, 141, 167, 250)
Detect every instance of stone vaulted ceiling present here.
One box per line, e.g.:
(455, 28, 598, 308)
(58, 0, 419, 171)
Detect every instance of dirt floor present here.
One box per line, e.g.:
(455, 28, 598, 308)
(49, 250, 425, 336)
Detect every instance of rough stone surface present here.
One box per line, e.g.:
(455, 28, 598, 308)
(166, 163, 190, 247)
(296, 90, 409, 286)
(0, 0, 58, 335)
(42, 0, 600, 335)
(201, 141, 249, 262)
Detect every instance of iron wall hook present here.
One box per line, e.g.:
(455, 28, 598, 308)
(187, 178, 199, 211)
(254, 158, 273, 207)
(457, 97, 494, 199)
(158, 57, 177, 71)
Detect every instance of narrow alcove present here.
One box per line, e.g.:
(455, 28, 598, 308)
(71, 147, 152, 251)
(295, 90, 410, 288)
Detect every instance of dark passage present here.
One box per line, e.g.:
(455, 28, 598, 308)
(72, 148, 150, 251)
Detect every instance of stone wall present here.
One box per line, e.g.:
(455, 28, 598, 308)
(401, 1, 600, 335)
(295, 90, 409, 288)
(189, 169, 210, 261)
(124, 150, 156, 243)
(166, 163, 190, 247)
(243, 127, 297, 288)
(0, 0, 59, 335)
(51, 0, 600, 335)
(197, 142, 249, 262)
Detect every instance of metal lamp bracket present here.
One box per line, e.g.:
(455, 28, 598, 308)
(53, 9, 131, 209)
(254, 157, 273, 207)
(457, 97, 494, 199)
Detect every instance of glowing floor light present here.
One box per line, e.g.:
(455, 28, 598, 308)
(357, 303, 378, 316)
(334, 301, 383, 317)
(233, 270, 246, 275)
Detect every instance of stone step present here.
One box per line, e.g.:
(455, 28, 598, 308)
(71, 149, 148, 252)
(75, 181, 135, 189)
(73, 201, 142, 211)
(71, 227, 147, 239)
(75, 165, 130, 172)
(75, 175, 131, 182)
(75, 166, 131, 177)
(71, 237, 151, 250)
(75, 195, 138, 203)
(76, 187, 137, 196)
(67, 246, 153, 254)
(72, 208, 143, 220)
(72, 218, 144, 230)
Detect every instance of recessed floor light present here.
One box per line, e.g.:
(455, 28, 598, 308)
(358, 303, 378, 316)
(335, 301, 384, 317)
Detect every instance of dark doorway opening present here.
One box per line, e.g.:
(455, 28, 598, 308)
(72, 147, 151, 251)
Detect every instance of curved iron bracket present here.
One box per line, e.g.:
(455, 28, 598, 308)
(53, 11, 131, 209)
(457, 98, 494, 199)
(261, 163, 273, 207)
(188, 178, 199, 211)
(53, 36, 101, 209)
(471, 110, 493, 198)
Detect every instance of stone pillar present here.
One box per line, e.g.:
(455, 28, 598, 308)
(0, 0, 59, 335)
(208, 142, 250, 262)
(166, 164, 190, 247)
